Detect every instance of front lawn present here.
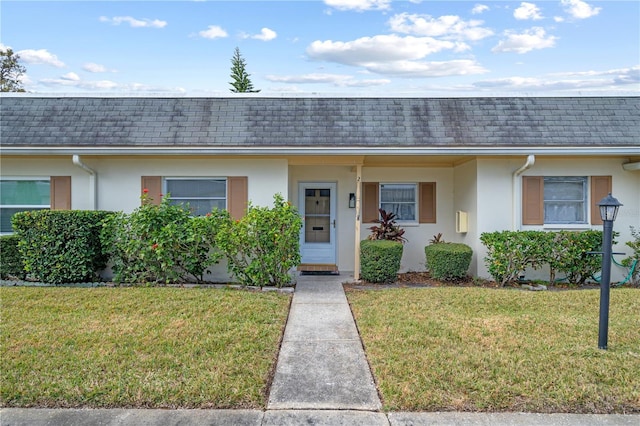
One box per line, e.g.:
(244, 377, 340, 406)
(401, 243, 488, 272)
(347, 287, 640, 413)
(0, 287, 290, 408)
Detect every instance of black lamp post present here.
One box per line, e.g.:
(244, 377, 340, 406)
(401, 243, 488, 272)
(597, 193, 622, 350)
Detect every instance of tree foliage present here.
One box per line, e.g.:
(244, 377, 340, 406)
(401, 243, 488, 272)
(1, 48, 26, 92)
(229, 47, 260, 93)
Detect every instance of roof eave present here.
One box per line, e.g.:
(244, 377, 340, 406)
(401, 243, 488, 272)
(1, 146, 638, 156)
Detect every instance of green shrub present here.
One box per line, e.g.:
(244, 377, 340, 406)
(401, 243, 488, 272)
(481, 230, 606, 286)
(100, 195, 226, 284)
(480, 231, 548, 286)
(367, 209, 407, 242)
(360, 239, 403, 283)
(0, 235, 26, 279)
(424, 242, 472, 281)
(12, 210, 113, 284)
(216, 194, 302, 287)
(621, 226, 640, 285)
(545, 230, 604, 285)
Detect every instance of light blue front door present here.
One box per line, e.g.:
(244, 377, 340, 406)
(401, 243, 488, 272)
(299, 182, 337, 265)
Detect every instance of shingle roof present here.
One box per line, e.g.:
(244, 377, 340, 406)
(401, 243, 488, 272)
(1, 96, 639, 148)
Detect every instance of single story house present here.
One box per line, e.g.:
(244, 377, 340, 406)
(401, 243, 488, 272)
(1, 95, 639, 282)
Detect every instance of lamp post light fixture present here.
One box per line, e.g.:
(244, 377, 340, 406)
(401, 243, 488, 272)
(597, 193, 622, 350)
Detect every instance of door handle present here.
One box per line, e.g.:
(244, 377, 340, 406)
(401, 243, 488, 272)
(332, 219, 336, 228)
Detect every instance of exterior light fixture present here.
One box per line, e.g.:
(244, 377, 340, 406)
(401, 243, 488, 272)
(597, 193, 622, 350)
(599, 193, 622, 222)
(349, 193, 356, 209)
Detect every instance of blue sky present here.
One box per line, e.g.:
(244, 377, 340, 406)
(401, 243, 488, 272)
(2, 0, 639, 96)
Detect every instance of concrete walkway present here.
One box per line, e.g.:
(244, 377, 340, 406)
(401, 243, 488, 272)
(267, 273, 382, 410)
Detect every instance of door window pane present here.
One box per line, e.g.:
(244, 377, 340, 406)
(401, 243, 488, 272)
(304, 188, 331, 243)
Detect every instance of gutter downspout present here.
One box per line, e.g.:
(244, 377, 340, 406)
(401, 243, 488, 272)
(72, 155, 97, 210)
(512, 155, 535, 231)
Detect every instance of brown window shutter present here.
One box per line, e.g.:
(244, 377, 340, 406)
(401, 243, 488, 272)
(419, 182, 437, 223)
(141, 176, 162, 206)
(522, 176, 544, 225)
(362, 182, 379, 223)
(50, 176, 71, 210)
(590, 175, 612, 225)
(228, 176, 248, 220)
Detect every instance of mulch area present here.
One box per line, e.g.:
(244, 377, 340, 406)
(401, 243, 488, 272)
(343, 272, 630, 291)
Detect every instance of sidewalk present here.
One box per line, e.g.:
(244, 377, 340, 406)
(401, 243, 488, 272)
(267, 273, 381, 410)
(2, 273, 638, 425)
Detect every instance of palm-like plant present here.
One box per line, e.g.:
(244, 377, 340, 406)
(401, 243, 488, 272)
(367, 209, 407, 242)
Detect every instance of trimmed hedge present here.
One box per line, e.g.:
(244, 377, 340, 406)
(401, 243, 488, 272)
(12, 210, 114, 284)
(424, 242, 472, 281)
(480, 230, 605, 286)
(360, 239, 403, 283)
(0, 235, 26, 279)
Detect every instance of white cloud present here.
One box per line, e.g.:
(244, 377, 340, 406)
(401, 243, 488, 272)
(561, 0, 601, 20)
(388, 13, 493, 41)
(82, 63, 116, 73)
(198, 25, 228, 39)
(550, 65, 640, 84)
(308, 35, 466, 65)
(265, 73, 390, 87)
(492, 27, 557, 54)
(16, 49, 65, 67)
(306, 34, 487, 78)
(473, 66, 639, 93)
(324, 0, 391, 11)
(364, 59, 487, 77)
(471, 4, 489, 15)
(60, 72, 80, 81)
(243, 27, 277, 41)
(38, 75, 185, 93)
(99, 16, 167, 28)
(514, 2, 543, 20)
(40, 77, 118, 90)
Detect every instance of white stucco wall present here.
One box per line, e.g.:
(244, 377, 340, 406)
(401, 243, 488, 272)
(360, 167, 456, 272)
(1, 156, 289, 212)
(1, 156, 98, 211)
(1, 156, 289, 282)
(3, 155, 638, 283)
(453, 159, 479, 276)
(473, 157, 640, 281)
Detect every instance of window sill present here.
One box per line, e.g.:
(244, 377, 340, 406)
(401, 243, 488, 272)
(543, 224, 592, 230)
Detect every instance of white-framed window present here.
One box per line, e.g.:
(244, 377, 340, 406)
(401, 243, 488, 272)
(0, 178, 51, 233)
(543, 176, 587, 224)
(164, 178, 227, 216)
(380, 183, 417, 222)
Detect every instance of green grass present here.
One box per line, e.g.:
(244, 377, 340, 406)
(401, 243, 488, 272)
(347, 287, 640, 413)
(0, 287, 291, 409)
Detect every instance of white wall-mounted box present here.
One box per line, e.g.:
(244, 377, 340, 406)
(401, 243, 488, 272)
(456, 211, 468, 233)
